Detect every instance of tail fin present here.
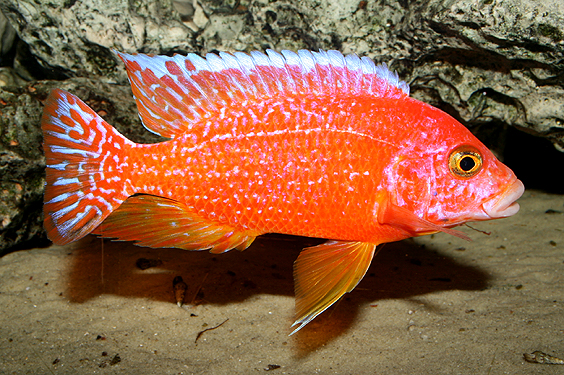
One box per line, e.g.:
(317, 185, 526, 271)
(42, 89, 133, 245)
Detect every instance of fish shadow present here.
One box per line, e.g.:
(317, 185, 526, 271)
(66, 234, 489, 351)
(66, 234, 310, 305)
(291, 238, 490, 353)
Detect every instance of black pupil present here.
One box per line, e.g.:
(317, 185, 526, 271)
(460, 156, 476, 172)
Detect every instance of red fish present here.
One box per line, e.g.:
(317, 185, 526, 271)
(41, 49, 524, 333)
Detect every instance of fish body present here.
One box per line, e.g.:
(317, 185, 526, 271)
(42, 49, 523, 333)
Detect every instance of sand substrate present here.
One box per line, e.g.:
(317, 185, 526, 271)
(1, 189, 563, 374)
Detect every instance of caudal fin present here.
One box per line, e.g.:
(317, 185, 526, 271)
(42, 89, 133, 245)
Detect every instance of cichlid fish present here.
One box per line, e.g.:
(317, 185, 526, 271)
(41, 49, 524, 333)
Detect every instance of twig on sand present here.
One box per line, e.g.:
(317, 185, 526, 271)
(195, 319, 229, 344)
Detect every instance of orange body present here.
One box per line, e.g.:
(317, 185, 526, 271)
(128, 97, 441, 243)
(42, 50, 524, 332)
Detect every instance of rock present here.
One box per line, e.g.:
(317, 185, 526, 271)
(0, 0, 196, 82)
(0, 66, 25, 87)
(0, 8, 16, 62)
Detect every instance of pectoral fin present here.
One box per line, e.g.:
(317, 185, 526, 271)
(93, 194, 259, 253)
(291, 240, 377, 334)
(378, 199, 471, 241)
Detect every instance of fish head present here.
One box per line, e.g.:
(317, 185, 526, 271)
(425, 142, 524, 226)
(388, 108, 524, 229)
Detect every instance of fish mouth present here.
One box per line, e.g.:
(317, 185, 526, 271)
(481, 179, 525, 219)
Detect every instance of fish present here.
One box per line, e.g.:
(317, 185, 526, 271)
(41, 49, 524, 334)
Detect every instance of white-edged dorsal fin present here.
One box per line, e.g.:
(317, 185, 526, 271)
(117, 50, 410, 139)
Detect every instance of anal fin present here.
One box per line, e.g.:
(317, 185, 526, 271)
(93, 194, 260, 254)
(291, 240, 377, 334)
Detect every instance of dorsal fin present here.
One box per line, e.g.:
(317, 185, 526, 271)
(117, 50, 410, 138)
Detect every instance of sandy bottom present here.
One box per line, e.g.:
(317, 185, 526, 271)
(1, 189, 563, 374)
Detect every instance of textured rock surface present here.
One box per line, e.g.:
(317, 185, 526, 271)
(0, 0, 562, 252)
(0, 8, 16, 61)
(0, 0, 195, 81)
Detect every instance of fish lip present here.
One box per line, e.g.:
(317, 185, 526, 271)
(431, 179, 524, 226)
(481, 179, 525, 219)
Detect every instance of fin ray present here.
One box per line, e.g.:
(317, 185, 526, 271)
(291, 240, 377, 334)
(117, 50, 410, 139)
(93, 194, 260, 254)
(42, 89, 131, 245)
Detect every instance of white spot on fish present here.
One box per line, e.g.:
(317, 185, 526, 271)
(53, 177, 80, 186)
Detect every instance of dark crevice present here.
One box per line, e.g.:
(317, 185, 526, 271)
(481, 33, 555, 54)
(418, 47, 552, 74)
(503, 127, 564, 194)
(0, 31, 18, 67)
(15, 39, 71, 81)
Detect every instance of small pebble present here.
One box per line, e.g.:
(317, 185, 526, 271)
(109, 354, 121, 366)
(524, 351, 564, 364)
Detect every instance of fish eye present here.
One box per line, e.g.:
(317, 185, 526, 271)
(448, 146, 483, 178)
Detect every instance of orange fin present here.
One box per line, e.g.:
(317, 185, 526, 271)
(378, 199, 471, 241)
(93, 194, 259, 254)
(291, 240, 377, 334)
(42, 89, 131, 245)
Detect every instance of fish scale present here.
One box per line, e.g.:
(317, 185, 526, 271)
(123, 96, 384, 241)
(42, 49, 523, 333)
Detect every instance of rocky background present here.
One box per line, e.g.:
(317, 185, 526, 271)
(0, 0, 563, 254)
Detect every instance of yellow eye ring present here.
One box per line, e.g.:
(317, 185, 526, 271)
(448, 146, 483, 178)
